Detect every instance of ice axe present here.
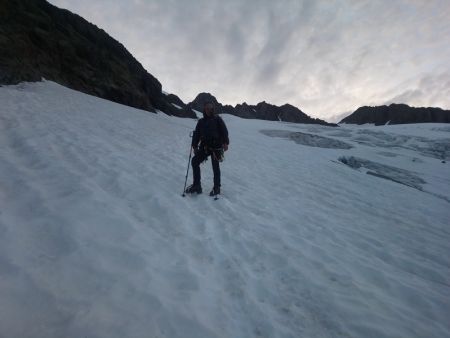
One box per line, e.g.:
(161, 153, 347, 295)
(181, 131, 194, 196)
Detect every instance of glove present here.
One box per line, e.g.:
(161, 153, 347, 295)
(223, 144, 229, 151)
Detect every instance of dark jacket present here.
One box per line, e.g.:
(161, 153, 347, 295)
(192, 114, 229, 149)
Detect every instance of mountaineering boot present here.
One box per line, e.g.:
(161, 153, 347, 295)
(209, 186, 220, 196)
(185, 184, 202, 194)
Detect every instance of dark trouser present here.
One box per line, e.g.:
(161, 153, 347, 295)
(192, 148, 220, 188)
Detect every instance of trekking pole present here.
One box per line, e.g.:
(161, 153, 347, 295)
(182, 131, 194, 197)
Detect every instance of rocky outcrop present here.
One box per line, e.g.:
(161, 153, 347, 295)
(162, 92, 196, 118)
(0, 0, 196, 118)
(188, 93, 336, 126)
(340, 104, 450, 125)
(186, 93, 234, 116)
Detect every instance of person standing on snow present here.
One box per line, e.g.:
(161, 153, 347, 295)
(185, 101, 229, 196)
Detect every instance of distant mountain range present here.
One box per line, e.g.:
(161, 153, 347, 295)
(1, 0, 448, 126)
(184, 93, 336, 126)
(340, 104, 450, 125)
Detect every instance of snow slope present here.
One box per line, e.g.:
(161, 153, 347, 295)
(0, 81, 449, 338)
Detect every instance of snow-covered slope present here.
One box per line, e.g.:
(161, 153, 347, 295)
(0, 81, 449, 338)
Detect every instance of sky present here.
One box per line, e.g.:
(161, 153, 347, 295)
(48, 0, 450, 121)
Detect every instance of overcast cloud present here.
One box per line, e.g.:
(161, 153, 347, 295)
(48, 0, 450, 120)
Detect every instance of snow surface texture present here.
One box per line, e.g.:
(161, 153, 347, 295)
(0, 81, 449, 338)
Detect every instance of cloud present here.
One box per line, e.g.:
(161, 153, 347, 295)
(384, 72, 450, 108)
(48, 0, 450, 119)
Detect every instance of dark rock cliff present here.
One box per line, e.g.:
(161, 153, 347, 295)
(0, 0, 196, 118)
